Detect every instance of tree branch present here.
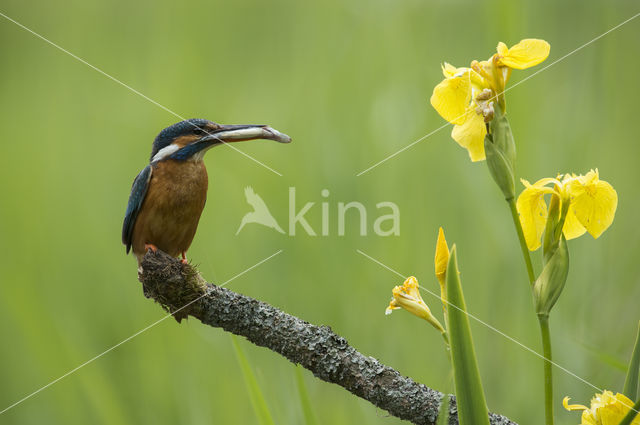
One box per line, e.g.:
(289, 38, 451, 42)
(138, 250, 517, 425)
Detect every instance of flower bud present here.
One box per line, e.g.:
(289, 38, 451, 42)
(484, 102, 516, 200)
(533, 236, 569, 316)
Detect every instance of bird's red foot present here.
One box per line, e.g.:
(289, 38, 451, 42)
(181, 252, 188, 264)
(144, 243, 158, 253)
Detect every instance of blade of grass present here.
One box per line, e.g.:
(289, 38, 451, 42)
(294, 365, 319, 425)
(436, 394, 450, 425)
(445, 246, 491, 425)
(623, 321, 640, 401)
(231, 335, 275, 425)
(576, 340, 628, 372)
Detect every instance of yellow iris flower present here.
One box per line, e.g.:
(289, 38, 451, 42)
(385, 276, 445, 333)
(430, 64, 490, 162)
(516, 169, 618, 251)
(430, 39, 550, 162)
(563, 391, 640, 425)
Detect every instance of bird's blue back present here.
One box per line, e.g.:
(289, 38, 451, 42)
(122, 164, 153, 253)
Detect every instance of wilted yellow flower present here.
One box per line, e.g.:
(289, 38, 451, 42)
(430, 39, 550, 162)
(385, 276, 445, 333)
(516, 169, 617, 251)
(563, 391, 639, 425)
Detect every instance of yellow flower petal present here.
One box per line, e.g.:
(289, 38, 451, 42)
(451, 109, 487, 161)
(563, 396, 587, 412)
(600, 408, 627, 425)
(497, 39, 550, 70)
(471, 59, 494, 86)
(562, 202, 588, 240)
(564, 391, 640, 425)
(599, 393, 640, 425)
(582, 414, 599, 425)
(430, 74, 471, 125)
(516, 179, 556, 251)
(435, 227, 449, 290)
(442, 64, 487, 89)
(567, 170, 618, 239)
(496, 42, 509, 56)
(385, 299, 399, 314)
(441, 62, 459, 78)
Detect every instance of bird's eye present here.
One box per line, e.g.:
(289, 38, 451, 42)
(193, 128, 206, 135)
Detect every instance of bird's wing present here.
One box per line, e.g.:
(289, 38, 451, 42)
(244, 186, 269, 212)
(122, 164, 153, 253)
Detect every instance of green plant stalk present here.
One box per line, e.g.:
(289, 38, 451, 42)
(440, 330, 450, 347)
(491, 97, 553, 425)
(507, 197, 555, 424)
(538, 315, 554, 425)
(231, 335, 276, 425)
(623, 321, 640, 401)
(295, 365, 319, 425)
(436, 394, 451, 425)
(507, 197, 536, 286)
(504, 172, 555, 425)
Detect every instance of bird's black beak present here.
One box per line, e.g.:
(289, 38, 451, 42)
(200, 124, 291, 145)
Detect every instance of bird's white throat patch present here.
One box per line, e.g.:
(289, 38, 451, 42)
(151, 144, 180, 162)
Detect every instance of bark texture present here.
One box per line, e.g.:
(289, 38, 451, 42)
(138, 250, 517, 425)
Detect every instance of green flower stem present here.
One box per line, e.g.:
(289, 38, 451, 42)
(538, 314, 554, 425)
(506, 197, 553, 424)
(507, 197, 536, 286)
(441, 330, 450, 347)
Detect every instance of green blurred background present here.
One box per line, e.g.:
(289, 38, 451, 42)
(1, 0, 639, 424)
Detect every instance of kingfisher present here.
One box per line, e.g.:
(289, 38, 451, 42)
(122, 119, 291, 265)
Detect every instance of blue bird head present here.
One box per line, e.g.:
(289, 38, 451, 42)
(149, 118, 291, 163)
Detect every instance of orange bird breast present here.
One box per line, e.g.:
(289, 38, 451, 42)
(131, 160, 208, 261)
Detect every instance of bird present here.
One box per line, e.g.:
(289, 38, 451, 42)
(122, 119, 291, 265)
(236, 186, 285, 235)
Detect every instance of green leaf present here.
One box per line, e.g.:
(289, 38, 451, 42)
(623, 321, 640, 401)
(616, 397, 640, 425)
(436, 394, 451, 425)
(295, 365, 319, 425)
(445, 246, 491, 425)
(231, 335, 276, 425)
